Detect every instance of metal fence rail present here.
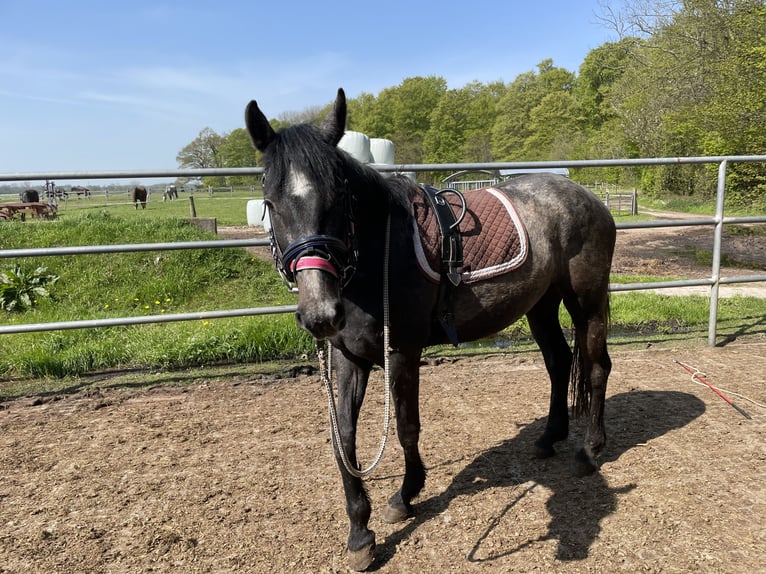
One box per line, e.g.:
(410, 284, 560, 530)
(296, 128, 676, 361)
(2, 155, 765, 346)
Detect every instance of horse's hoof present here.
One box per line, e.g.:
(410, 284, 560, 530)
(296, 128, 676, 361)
(535, 428, 567, 459)
(382, 502, 411, 524)
(534, 441, 556, 459)
(348, 543, 375, 572)
(573, 448, 600, 476)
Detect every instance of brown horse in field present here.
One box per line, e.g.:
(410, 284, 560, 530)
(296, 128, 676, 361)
(130, 186, 147, 209)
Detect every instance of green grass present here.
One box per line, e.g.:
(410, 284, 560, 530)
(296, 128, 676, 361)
(53, 190, 259, 226)
(426, 291, 766, 359)
(0, 211, 311, 380)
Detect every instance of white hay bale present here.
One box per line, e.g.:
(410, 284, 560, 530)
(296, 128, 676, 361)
(338, 131, 372, 163)
(369, 138, 395, 165)
(247, 199, 271, 231)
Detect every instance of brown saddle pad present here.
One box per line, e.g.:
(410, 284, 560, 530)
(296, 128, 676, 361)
(410, 186, 528, 284)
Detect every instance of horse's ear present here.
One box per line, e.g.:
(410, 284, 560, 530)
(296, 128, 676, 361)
(245, 99, 275, 152)
(320, 88, 347, 147)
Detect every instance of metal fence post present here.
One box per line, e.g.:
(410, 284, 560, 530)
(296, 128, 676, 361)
(708, 160, 728, 346)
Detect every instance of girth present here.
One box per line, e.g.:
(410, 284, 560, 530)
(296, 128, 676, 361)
(419, 185, 466, 346)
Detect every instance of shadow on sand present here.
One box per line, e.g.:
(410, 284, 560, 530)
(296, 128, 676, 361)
(371, 390, 706, 569)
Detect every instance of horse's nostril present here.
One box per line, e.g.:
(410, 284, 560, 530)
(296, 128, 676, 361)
(294, 306, 345, 340)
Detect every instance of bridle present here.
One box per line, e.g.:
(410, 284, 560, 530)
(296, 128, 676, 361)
(266, 175, 393, 478)
(267, 180, 358, 292)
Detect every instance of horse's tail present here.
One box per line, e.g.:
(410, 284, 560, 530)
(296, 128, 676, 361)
(570, 294, 610, 418)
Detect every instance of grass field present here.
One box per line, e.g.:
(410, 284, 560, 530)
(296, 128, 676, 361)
(47, 188, 260, 226)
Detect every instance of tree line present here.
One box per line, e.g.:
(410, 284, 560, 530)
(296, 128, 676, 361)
(176, 0, 766, 208)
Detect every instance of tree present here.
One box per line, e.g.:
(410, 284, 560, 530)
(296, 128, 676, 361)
(700, 0, 766, 207)
(375, 76, 448, 163)
(601, 0, 766, 199)
(521, 91, 581, 160)
(218, 128, 260, 187)
(423, 89, 471, 164)
(491, 60, 575, 161)
(346, 92, 386, 135)
(462, 81, 504, 163)
(176, 128, 227, 187)
(575, 38, 636, 130)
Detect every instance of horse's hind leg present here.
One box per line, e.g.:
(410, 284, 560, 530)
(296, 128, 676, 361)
(527, 290, 573, 458)
(566, 293, 612, 476)
(383, 350, 426, 524)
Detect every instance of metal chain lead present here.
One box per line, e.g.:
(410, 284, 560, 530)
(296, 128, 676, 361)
(317, 214, 392, 478)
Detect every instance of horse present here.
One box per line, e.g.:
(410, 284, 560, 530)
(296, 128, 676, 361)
(71, 185, 90, 198)
(244, 88, 616, 571)
(130, 185, 147, 209)
(163, 184, 178, 202)
(20, 189, 40, 203)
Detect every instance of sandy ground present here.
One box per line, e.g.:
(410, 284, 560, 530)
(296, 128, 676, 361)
(1, 341, 765, 573)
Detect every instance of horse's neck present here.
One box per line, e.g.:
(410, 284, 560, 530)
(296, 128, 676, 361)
(351, 173, 412, 262)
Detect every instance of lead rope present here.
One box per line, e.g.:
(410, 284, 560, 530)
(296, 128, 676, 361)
(317, 214, 392, 478)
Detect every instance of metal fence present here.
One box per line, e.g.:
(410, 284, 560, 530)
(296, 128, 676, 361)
(1, 155, 765, 346)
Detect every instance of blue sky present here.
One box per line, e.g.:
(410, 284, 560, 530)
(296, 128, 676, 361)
(1, 1, 621, 180)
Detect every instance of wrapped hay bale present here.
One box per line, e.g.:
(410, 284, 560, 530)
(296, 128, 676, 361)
(338, 131, 373, 163)
(369, 138, 395, 165)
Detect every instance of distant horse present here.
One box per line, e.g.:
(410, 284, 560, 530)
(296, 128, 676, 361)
(130, 185, 147, 209)
(163, 184, 178, 202)
(245, 88, 616, 571)
(71, 185, 91, 198)
(20, 189, 40, 203)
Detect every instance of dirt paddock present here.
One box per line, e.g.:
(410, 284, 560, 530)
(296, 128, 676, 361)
(1, 338, 765, 573)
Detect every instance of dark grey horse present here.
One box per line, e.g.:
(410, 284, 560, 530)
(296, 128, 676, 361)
(245, 88, 616, 571)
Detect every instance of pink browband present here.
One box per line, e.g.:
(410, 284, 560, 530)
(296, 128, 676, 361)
(292, 256, 340, 278)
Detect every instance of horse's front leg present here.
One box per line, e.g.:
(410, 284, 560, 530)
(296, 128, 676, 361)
(333, 349, 376, 571)
(382, 350, 426, 524)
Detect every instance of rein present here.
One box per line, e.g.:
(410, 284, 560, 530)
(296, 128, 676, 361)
(318, 214, 392, 478)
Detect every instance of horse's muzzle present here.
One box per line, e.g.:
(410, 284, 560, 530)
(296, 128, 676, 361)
(294, 270, 346, 339)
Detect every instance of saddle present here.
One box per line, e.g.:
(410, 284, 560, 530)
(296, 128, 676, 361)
(409, 185, 529, 344)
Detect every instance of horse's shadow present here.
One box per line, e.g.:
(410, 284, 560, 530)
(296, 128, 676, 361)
(372, 390, 706, 569)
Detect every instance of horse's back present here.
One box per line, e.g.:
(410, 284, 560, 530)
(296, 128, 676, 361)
(493, 174, 615, 277)
(494, 174, 614, 237)
(494, 174, 615, 266)
(447, 174, 615, 341)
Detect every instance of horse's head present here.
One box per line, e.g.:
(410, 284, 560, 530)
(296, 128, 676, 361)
(245, 88, 355, 340)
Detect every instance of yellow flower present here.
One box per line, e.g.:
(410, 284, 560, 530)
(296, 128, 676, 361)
(104, 303, 110, 309)
(155, 300, 161, 305)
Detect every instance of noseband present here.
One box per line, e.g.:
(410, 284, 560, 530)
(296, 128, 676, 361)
(275, 233, 355, 289)
(268, 192, 358, 292)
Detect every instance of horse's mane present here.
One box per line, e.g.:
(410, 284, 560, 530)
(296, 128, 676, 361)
(270, 123, 413, 214)
(268, 124, 341, 190)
